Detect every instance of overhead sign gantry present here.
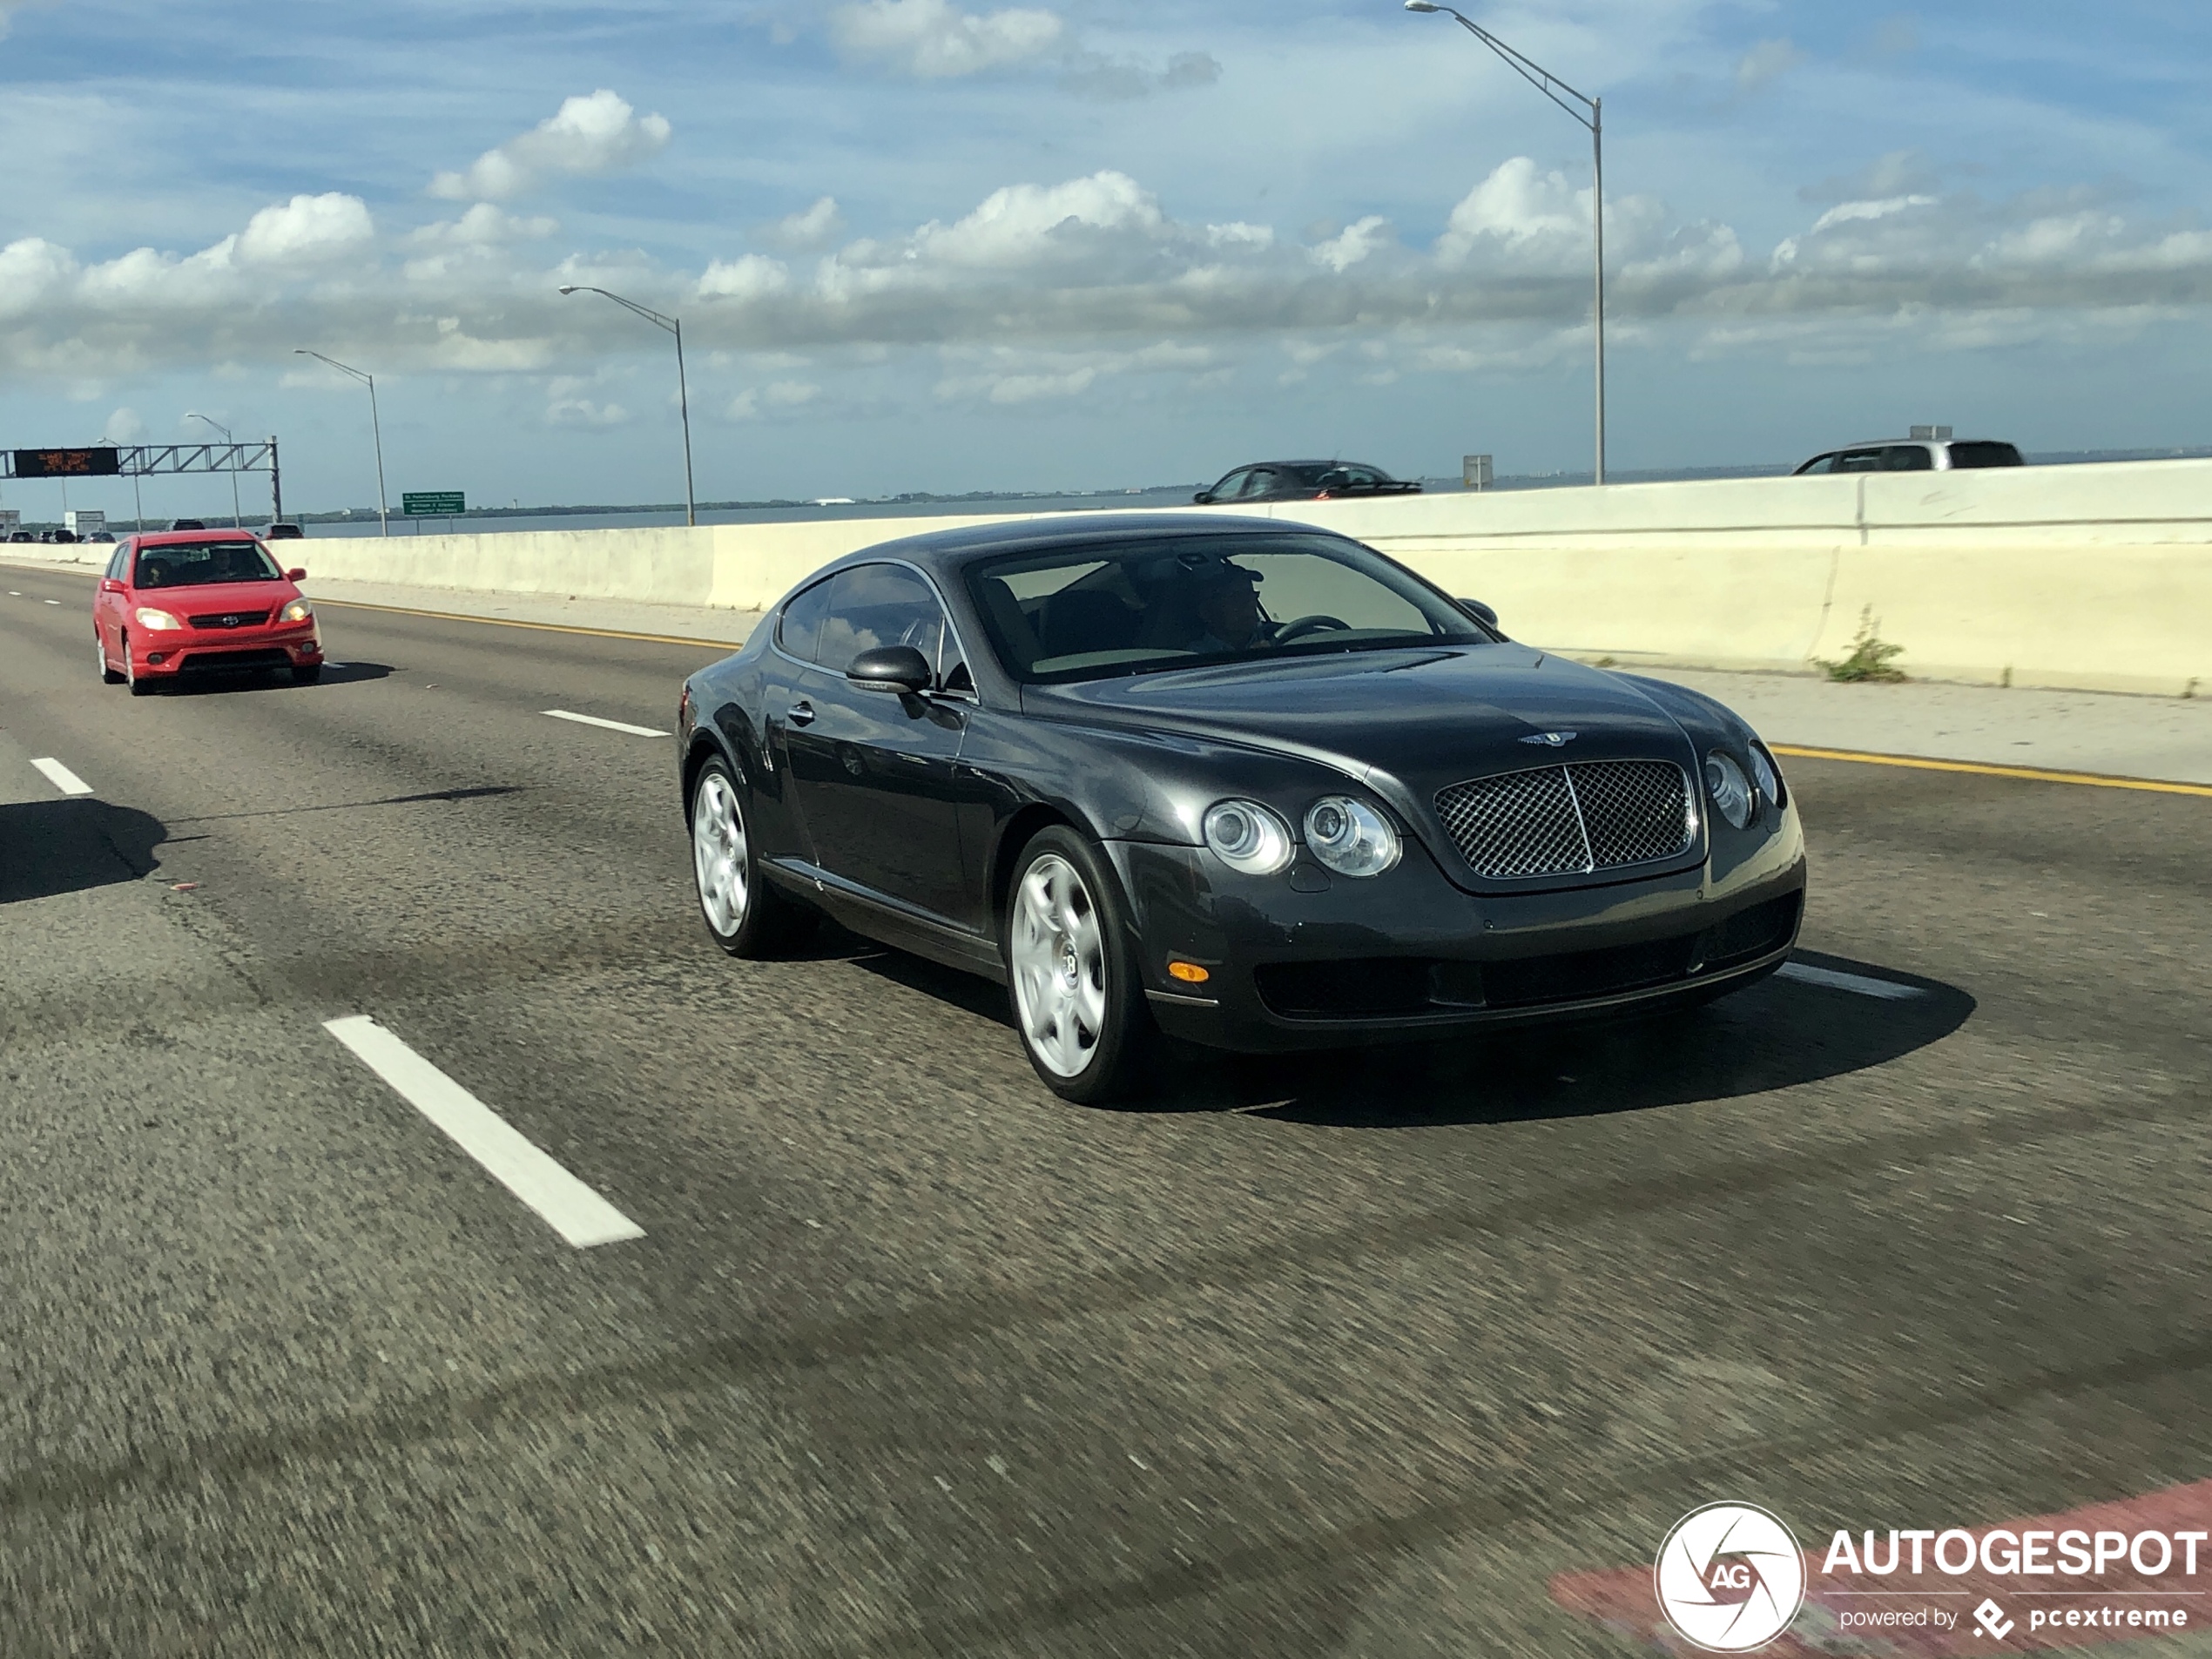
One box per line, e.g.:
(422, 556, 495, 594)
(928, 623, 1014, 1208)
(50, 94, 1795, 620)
(3, 440, 287, 524)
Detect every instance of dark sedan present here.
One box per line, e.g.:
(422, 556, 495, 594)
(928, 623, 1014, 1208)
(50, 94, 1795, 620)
(677, 515, 1806, 1103)
(1194, 460, 1422, 505)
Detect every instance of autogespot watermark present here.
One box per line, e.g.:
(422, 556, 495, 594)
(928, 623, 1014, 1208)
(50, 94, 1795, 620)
(1655, 1504, 1808, 1651)
(1633, 1503, 2208, 1652)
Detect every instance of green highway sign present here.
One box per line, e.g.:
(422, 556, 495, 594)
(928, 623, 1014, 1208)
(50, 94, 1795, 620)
(402, 491, 465, 516)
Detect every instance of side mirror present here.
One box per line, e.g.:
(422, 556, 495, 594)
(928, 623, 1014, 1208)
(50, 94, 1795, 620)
(1457, 597, 1499, 628)
(100, 578, 125, 593)
(846, 644, 934, 694)
(286, 567, 307, 583)
(1192, 491, 1215, 504)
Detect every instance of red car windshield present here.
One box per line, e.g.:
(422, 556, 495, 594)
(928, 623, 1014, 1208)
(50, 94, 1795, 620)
(133, 540, 283, 588)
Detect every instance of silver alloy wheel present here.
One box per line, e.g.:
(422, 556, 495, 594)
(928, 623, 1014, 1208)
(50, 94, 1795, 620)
(1010, 853, 1108, 1078)
(691, 770, 750, 936)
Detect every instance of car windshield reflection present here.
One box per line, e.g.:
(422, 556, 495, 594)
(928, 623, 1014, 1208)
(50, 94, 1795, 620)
(133, 541, 284, 588)
(965, 534, 1489, 684)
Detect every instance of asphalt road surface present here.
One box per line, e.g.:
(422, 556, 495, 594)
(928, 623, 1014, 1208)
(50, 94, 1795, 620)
(3, 561, 2207, 1657)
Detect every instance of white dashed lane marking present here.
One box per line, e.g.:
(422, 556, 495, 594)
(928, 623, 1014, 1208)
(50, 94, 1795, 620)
(324, 1015, 645, 1250)
(30, 757, 93, 797)
(543, 708, 669, 738)
(43, 598, 61, 605)
(1777, 961, 1928, 1001)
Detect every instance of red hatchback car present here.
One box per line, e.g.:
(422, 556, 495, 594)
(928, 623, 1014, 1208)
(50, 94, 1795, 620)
(93, 529, 324, 693)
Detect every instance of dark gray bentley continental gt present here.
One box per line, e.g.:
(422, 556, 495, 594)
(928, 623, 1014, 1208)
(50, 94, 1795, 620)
(676, 514, 1806, 1103)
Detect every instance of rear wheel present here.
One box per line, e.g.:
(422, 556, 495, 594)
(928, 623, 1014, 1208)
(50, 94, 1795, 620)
(690, 755, 816, 956)
(1004, 826, 1157, 1104)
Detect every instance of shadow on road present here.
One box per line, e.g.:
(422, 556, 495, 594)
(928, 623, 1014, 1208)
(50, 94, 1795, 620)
(0, 797, 167, 905)
(144, 661, 394, 695)
(837, 925, 1974, 1125)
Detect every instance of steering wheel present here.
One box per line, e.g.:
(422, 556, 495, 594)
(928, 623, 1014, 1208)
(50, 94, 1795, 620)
(1273, 614, 1352, 644)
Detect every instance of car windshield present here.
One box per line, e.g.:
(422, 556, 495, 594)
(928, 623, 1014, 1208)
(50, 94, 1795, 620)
(964, 533, 1488, 684)
(132, 540, 283, 588)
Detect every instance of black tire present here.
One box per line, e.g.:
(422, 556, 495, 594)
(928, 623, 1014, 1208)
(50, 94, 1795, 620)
(98, 634, 124, 685)
(688, 754, 816, 957)
(124, 635, 153, 696)
(1001, 825, 1157, 1105)
(293, 664, 322, 685)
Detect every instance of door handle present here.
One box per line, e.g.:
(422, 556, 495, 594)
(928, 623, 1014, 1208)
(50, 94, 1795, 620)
(788, 700, 816, 727)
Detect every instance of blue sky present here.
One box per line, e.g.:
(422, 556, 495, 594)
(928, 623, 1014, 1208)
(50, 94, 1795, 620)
(3, 0, 2209, 516)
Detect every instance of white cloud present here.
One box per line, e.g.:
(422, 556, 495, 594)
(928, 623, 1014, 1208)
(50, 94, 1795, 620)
(831, 0, 1066, 78)
(11, 163, 2212, 395)
(910, 170, 1166, 268)
(728, 380, 823, 420)
(698, 253, 792, 301)
(103, 407, 145, 443)
(430, 91, 671, 201)
(1436, 158, 1588, 269)
(1736, 37, 1806, 92)
(237, 193, 374, 265)
(410, 204, 559, 247)
(1312, 216, 1391, 273)
(546, 377, 629, 426)
(761, 196, 845, 252)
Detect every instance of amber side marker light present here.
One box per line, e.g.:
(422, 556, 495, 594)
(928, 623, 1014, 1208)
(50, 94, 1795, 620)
(1167, 961, 1211, 984)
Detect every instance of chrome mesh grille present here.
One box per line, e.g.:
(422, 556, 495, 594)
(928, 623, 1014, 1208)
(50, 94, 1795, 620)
(1434, 760, 1691, 880)
(1433, 766, 1587, 879)
(1571, 761, 1695, 868)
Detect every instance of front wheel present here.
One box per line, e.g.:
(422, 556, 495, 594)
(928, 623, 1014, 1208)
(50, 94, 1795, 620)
(690, 754, 816, 957)
(98, 633, 124, 685)
(1004, 826, 1157, 1104)
(124, 634, 153, 696)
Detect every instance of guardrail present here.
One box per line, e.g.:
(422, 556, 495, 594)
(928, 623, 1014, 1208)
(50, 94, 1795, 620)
(10, 459, 2208, 696)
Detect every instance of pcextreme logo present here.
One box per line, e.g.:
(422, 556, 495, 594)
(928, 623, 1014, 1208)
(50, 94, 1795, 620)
(1654, 1503, 1809, 1652)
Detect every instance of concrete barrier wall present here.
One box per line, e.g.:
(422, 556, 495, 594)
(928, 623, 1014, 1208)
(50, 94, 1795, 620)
(12, 459, 2209, 696)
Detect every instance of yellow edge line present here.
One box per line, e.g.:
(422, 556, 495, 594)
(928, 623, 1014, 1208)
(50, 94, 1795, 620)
(314, 596, 745, 651)
(1771, 743, 2212, 799)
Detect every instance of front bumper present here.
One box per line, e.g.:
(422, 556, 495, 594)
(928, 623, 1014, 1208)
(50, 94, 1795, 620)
(1108, 814, 1807, 1054)
(132, 624, 322, 678)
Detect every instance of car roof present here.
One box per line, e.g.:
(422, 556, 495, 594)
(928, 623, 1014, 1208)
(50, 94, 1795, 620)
(1230, 459, 1382, 471)
(125, 528, 265, 548)
(818, 511, 1329, 579)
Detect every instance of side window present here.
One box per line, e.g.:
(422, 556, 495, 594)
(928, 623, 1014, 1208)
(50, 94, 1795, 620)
(1239, 469, 1279, 499)
(106, 545, 129, 581)
(777, 576, 835, 664)
(1833, 448, 1885, 473)
(819, 563, 951, 680)
(1796, 455, 1836, 475)
(1885, 445, 1934, 471)
(1210, 469, 1249, 501)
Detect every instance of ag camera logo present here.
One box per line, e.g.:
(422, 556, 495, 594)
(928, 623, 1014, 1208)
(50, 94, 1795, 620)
(1654, 1503, 1808, 1652)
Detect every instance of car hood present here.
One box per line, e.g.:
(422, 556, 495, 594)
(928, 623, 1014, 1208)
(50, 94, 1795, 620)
(1022, 644, 1700, 797)
(131, 580, 297, 614)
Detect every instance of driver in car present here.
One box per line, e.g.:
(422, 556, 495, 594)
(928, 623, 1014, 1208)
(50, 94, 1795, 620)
(1185, 562, 1271, 655)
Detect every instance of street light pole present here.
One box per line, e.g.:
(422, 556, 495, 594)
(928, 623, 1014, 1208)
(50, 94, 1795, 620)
(185, 412, 245, 528)
(1405, 0, 1608, 485)
(293, 350, 388, 536)
(558, 285, 697, 527)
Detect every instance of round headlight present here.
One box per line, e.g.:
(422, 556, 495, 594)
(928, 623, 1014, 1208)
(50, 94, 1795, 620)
(1303, 795, 1400, 878)
(1704, 751, 1754, 830)
(1202, 799, 1294, 876)
(1749, 742, 1784, 810)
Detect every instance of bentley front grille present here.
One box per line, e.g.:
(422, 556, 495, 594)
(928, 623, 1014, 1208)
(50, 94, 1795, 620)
(1434, 760, 1693, 880)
